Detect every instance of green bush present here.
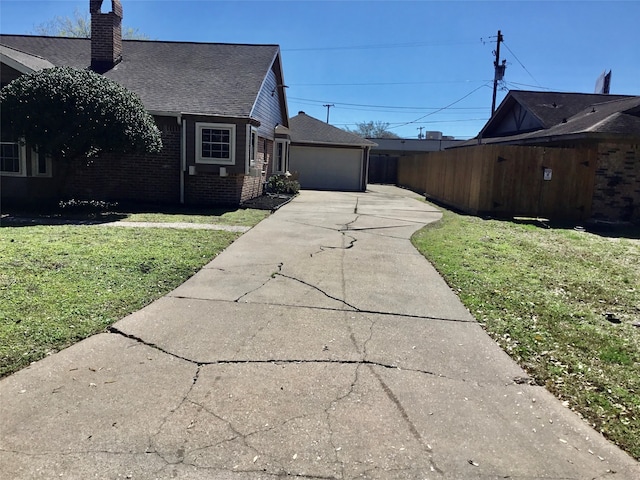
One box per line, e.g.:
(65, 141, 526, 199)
(267, 174, 300, 195)
(0, 66, 162, 161)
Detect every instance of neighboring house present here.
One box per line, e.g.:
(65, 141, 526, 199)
(0, 0, 290, 207)
(288, 112, 376, 191)
(474, 90, 640, 145)
(407, 90, 640, 222)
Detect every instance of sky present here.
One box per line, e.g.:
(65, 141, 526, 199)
(1, 0, 639, 139)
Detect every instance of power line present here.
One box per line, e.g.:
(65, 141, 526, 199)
(290, 79, 492, 87)
(282, 39, 478, 52)
(504, 81, 551, 90)
(333, 117, 488, 127)
(388, 82, 493, 130)
(502, 41, 542, 88)
(287, 96, 487, 111)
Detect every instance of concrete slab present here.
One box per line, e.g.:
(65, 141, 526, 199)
(2, 187, 638, 479)
(0, 333, 196, 478)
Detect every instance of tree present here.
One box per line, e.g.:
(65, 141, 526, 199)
(32, 8, 149, 40)
(345, 121, 400, 139)
(0, 66, 162, 167)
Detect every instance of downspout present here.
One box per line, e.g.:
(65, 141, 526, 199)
(180, 115, 185, 204)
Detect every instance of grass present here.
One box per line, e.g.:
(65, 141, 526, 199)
(121, 208, 269, 226)
(2, 204, 270, 227)
(0, 208, 268, 378)
(412, 210, 640, 460)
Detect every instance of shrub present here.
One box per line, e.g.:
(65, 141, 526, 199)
(267, 173, 300, 195)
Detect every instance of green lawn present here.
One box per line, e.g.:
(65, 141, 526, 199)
(412, 210, 640, 460)
(0, 208, 267, 378)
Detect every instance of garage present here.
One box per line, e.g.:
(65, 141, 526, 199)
(289, 145, 363, 191)
(288, 112, 376, 191)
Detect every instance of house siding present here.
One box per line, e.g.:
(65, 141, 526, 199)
(251, 65, 287, 139)
(591, 141, 640, 222)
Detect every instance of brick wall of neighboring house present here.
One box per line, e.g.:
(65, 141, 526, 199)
(63, 117, 181, 204)
(591, 141, 640, 222)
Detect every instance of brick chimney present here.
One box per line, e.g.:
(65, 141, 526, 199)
(90, 0, 123, 73)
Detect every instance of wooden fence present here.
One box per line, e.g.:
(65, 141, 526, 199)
(397, 145, 598, 221)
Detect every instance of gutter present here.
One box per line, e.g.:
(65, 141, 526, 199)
(180, 116, 186, 204)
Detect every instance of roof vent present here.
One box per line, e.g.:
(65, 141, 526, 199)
(298, 111, 305, 115)
(552, 102, 558, 108)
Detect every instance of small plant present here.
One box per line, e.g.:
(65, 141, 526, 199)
(267, 173, 300, 195)
(58, 199, 118, 214)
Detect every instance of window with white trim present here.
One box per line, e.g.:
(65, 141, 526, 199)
(31, 150, 52, 177)
(196, 123, 236, 165)
(273, 139, 289, 174)
(0, 141, 26, 176)
(248, 126, 258, 167)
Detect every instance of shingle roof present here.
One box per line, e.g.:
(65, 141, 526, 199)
(0, 34, 280, 117)
(506, 90, 633, 129)
(0, 44, 55, 72)
(458, 94, 640, 147)
(289, 112, 377, 147)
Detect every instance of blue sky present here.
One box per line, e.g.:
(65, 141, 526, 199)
(1, 0, 639, 139)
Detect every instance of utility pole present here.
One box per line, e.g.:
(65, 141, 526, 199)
(417, 126, 424, 139)
(491, 30, 505, 117)
(323, 104, 334, 123)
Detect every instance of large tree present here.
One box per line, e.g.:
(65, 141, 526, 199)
(345, 121, 400, 139)
(1, 66, 162, 168)
(32, 8, 149, 40)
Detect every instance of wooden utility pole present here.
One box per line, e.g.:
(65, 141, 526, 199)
(491, 30, 505, 116)
(323, 104, 334, 123)
(417, 126, 424, 139)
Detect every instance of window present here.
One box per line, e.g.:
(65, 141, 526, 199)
(248, 127, 258, 167)
(0, 142, 26, 176)
(273, 139, 289, 174)
(196, 123, 236, 165)
(31, 150, 52, 177)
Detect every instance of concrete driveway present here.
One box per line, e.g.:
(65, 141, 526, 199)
(1, 185, 638, 479)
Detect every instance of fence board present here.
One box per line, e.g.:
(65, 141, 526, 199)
(397, 145, 597, 221)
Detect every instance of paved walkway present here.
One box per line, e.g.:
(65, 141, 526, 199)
(1, 185, 638, 479)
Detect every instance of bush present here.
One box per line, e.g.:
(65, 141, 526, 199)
(267, 173, 300, 195)
(0, 66, 162, 161)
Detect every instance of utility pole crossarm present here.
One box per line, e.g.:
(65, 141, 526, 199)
(322, 104, 334, 123)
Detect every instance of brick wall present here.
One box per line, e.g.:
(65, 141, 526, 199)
(591, 142, 640, 222)
(185, 173, 246, 206)
(62, 118, 181, 205)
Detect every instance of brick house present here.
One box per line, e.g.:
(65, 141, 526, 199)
(468, 90, 640, 222)
(0, 0, 291, 207)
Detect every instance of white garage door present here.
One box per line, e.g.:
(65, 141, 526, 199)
(289, 146, 363, 191)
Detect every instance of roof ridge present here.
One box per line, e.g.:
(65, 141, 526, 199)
(0, 33, 280, 48)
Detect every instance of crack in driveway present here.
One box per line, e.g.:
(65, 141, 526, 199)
(107, 326, 452, 380)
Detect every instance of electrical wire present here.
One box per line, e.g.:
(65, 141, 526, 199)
(504, 81, 551, 90)
(287, 96, 486, 111)
(387, 82, 493, 130)
(289, 79, 492, 87)
(502, 42, 542, 88)
(283, 40, 478, 52)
